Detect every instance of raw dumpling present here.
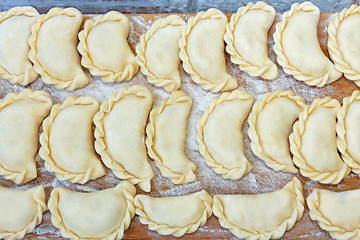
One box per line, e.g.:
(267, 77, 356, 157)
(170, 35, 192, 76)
(308, 188, 360, 240)
(213, 177, 304, 240)
(48, 181, 136, 240)
(146, 91, 197, 184)
(289, 97, 350, 184)
(179, 8, 238, 92)
(196, 90, 254, 180)
(0, 185, 46, 240)
(0, 89, 52, 184)
(274, 2, 341, 87)
(78, 11, 139, 83)
(248, 90, 304, 173)
(135, 190, 212, 237)
(28, 7, 89, 90)
(94, 85, 154, 192)
(136, 15, 185, 92)
(225, 2, 278, 80)
(0, 7, 39, 85)
(40, 96, 105, 184)
(328, 5, 360, 86)
(337, 90, 360, 175)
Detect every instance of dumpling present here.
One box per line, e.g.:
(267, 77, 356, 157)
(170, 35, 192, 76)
(0, 89, 52, 184)
(0, 185, 46, 240)
(0, 7, 39, 85)
(48, 181, 136, 240)
(179, 8, 238, 92)
(289, 97, 350, 184)
(196, 90, 254, 180)
(94, 85, 154, 192)
(78, 11, 139, 83)
(273, 2, 341, 87)
(136, 15, 185, 92)
(248, 90, 304, 173)
(146, 91, 197, 184)
(40, 96, 105, 184)
(135, 190, 212, 237)
(328, 5, 360, 86)
(28, 7, 89, 90)
(308, 188, 360, 240)
(337, 90, 360, 175)
(213, 177, 304, 240)
(224, 2, 278, 80)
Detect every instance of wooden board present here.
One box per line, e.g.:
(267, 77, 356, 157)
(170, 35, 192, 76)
(0, 12, 359, 240)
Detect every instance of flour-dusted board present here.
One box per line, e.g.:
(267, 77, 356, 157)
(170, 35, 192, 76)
(0, 12, 358, 240)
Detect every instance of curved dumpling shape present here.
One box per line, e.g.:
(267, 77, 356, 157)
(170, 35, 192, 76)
(29, 7, 89, 91)
(328, 5, 360, 85)
(40, 96, 105, 184)
(0, 89, 52, 184)
(308, 188, 360, 240)
(136, 15, 185, 92)
(179, 8, 238, 92)
(196, 90, 254, 180)
(0, 7, 39, 85)
(248, 90, 305, 173)
(289, 97, 350, 184)
(213, 177, 304, 240)
(273, 2, 341, 87)
(135, 190, 213, 237)
(94, 85, 154, 192)
(48, 181, 136, 240)
(225, 2, 278, 80)
(78, 11, 139, 83)
(337, 90, 360, 175)
(0, 185, 46, 240)
(146, 91, 197, 184)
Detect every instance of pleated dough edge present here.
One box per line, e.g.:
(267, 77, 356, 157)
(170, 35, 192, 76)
(248, 89, 304, 173)
(213, 177, 305, 239)
(39, 96, 105, 184)
(145, 90, 197, 184)
(135, 15, 185, 92)
(48, 181, 136, 240)
(196, 89, 253, 180)
(289, 97, 351, 184)
(78, 11, 139, 83)
(178, 8, 238, 92)
(94, 85, 155, 192)
(224, 1, 278, 80)
(135, 190, 213, 237)
(0, 6, 39, 86)
(328, 5, 360, 85)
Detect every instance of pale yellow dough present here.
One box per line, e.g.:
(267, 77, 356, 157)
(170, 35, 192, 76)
(136, 15, 185, 92)
(289, 97, 350, 184)
(328, 5, 360, 86)
(0, 185, 46, 240)
(274, 2, 341, 87)
(0, 89, 52, 184)
(308, 188, 360, 240)
(196, 90, 254, 180)
(135, 190, 213, 237)
(225, 1, 278, 80)
(29, 7, 89, 90)
(48, 181, 136, 240)
(39, 96, 105, 184)
(78, 11, 139, 83)
(94, 85, 154, 192)
(213, 177, 304, 240)
(146, 91, 197, 184)
(248, 90, 304, 173)
(0, 7, 39, 85)
(179, 8, 238, 92)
